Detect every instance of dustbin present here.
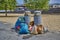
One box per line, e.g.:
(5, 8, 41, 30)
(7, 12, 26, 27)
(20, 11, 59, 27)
(24, 11, 31, 24)
(34, 11, 42, 25)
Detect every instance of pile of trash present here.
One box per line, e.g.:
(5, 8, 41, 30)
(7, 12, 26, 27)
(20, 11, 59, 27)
(14, 16, 48, 35)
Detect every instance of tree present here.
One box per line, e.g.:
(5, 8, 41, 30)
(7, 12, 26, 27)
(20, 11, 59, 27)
(0, 0, 16, 10)
(0, 0, 5, 10)
(0, 0, 16, 16)
(24, 0, 49, 10)
(24, 0, 28, 3)
(7, 0, 16, 10)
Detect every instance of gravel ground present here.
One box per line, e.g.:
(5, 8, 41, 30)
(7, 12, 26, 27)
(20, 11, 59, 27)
(0, 14, 60, 40)
(0, 22, 60, 40)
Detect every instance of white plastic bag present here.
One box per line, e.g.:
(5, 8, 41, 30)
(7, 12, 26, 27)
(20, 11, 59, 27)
(31, 25, 38, 34)
(43, 26, 48, 33)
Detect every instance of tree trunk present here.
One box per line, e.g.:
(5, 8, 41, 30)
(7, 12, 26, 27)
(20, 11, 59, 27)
(5, 4, 7, 16)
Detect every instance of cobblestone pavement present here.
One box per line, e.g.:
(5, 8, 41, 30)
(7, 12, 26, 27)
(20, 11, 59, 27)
(0, 21, 60, 40)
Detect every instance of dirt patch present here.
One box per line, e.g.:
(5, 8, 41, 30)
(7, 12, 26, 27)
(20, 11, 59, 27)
(0, 14, 60, 31)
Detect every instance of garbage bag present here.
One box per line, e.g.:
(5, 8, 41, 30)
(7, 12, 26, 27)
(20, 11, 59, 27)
(43, 26, 48, 33)
(15, 16, 29, 34)
(19, 23, 29, 34)
(15, 16, 25, 30)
